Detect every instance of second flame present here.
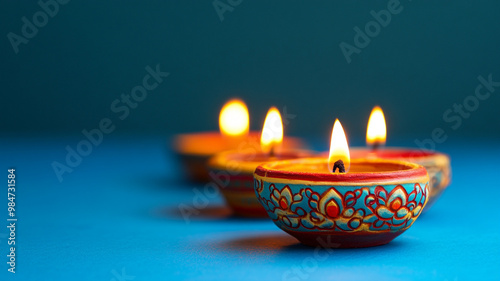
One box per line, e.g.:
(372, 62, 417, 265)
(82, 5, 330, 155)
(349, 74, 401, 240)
(366, 106, 387, 148)
(261, 107, 283, 155)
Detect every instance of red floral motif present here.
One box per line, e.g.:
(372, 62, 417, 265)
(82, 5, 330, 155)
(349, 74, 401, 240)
(364, 184, 427, 230)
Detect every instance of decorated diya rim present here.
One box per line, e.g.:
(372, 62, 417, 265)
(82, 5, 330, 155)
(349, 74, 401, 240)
(208, 150, 313, 174)
(254, 158, 429, 186)
(350, 147, 450, 167)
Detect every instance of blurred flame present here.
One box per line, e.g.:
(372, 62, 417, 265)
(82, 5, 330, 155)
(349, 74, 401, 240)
(219, 99, 249, 137)
(260, 107, 283, 154)
(366, 106, 387, 147)
(328, 119, 350, 173)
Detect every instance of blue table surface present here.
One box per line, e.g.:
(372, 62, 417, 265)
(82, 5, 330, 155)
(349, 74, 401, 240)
(1, 136, 499, 281)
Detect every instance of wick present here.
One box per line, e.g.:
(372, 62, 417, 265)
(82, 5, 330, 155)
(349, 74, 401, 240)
(332, 160, 345, 173)
(371, 142, 381, 152)
(269, 146, 275, 158)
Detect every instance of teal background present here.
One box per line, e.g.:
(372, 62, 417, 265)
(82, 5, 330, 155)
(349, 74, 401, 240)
(1, 1, 500, 142)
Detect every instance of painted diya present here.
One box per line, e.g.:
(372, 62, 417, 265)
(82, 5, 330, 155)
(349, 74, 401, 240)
(254, 120, 429, 248)
(172, 100, 305, 182)
(360, 106, 451, 210)
(209, 150, 312, 217)
(208, 107, 312, 217)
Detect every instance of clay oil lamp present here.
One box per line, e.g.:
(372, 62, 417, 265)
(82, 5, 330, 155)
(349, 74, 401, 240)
(254, 119, 429, 248)
(351, 106, 451, 209)
(208, 107, 312, 217)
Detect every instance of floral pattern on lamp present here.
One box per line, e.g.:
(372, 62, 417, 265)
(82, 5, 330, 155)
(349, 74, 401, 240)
(255, 181, 427, 232)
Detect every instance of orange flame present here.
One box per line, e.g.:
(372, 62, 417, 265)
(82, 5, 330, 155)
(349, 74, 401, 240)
(366, 106, 387, 147)
(260, 107, 283, 154)
(219, 99, 249, 137)
(328, 119, 350, 173)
